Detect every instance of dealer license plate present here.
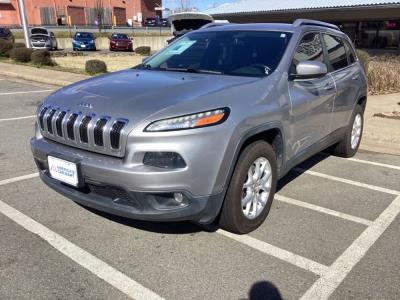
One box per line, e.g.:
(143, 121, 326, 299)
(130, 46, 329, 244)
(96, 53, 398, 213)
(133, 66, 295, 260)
(48, 156, 79, 187)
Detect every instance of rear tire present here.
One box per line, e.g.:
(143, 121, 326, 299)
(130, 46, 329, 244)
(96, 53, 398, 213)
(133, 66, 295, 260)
(332, 104, 364, 158)
(219, 141, 277, 234)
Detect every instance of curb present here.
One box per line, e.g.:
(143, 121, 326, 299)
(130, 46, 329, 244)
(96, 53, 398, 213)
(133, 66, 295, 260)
(0, 70, 74, 87)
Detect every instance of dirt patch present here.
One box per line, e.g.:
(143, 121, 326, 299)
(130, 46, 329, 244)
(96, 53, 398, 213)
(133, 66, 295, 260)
(373, 111, 400, 120)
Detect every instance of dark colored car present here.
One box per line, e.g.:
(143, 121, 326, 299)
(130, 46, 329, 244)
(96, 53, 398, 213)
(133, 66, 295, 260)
(160, 18, 170, 27)
(0, 28, 14, 43)
(144, 18, 157, 27)
(73, 32, 96, 51)
(109, 33, 133, 52)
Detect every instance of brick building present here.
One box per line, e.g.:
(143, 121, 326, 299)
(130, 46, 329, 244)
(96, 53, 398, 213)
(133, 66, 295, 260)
(0, 0, 161, 26)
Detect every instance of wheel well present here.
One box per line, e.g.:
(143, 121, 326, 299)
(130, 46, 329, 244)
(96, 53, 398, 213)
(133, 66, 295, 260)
(240, 128, 283, 174)
(357, 96, 367, 111)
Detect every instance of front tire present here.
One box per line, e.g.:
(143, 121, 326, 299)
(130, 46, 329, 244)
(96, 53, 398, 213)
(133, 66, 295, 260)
(219, 141, 277, 234)
(332, 104, 364, 158)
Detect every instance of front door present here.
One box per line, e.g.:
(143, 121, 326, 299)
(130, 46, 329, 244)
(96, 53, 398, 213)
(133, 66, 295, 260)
(287, 32, 336, 159)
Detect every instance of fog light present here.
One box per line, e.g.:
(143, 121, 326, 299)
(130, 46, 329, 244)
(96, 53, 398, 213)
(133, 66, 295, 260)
(143, 152, 186, 169)
(174, 192, 184, 204)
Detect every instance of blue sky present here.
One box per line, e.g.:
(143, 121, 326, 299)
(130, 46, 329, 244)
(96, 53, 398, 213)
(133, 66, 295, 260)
(162, 0, 233, 11)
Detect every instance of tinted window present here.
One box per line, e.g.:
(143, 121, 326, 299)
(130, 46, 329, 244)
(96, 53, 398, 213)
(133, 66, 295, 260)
(323, 34, 348, 71)
(343, 40, 356, 64)
(31, 28, 48, 35)
(111, 34, 128, 39)
(292, 32, 324, 73)
(144, 31, 292, 77)
(75, 32, 93, 39)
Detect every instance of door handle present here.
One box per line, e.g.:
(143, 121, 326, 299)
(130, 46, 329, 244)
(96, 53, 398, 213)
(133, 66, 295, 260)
(352, 75, 359, 80)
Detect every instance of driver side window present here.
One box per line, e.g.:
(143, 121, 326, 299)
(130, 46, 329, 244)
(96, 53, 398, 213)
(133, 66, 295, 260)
(291, 32, 324, 73)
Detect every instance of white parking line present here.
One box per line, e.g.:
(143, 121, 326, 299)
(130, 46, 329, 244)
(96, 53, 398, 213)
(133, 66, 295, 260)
(347, 157, 400, 171)
(0, 115, 36, 122)
(0, 90, 53, 96)
(216, 229, 329, 276)
(0, 173, 39, 186)
(275, 195, 373, 226)
(294, 168, 400, 196)
(0, 200, 164, 300)
(301, 195, 400, 299)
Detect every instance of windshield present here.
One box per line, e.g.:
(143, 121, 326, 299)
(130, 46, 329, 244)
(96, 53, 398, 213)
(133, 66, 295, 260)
(111, 34, 128, 39)
(142, 30, 292, 77)
(75, 32, 93, 39)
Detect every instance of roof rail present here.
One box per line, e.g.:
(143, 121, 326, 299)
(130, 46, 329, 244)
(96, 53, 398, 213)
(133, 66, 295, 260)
(201, 21, 230, 30)
(293, 19, 340, 31)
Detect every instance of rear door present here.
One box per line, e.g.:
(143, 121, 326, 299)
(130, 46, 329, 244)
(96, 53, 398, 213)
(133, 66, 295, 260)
(288, 32, 336, 157)
(322, 34, 360, 131)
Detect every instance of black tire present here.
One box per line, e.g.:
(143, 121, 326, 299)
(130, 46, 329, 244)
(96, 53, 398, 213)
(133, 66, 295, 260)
(219, 141, 277, 234)
(332, 104, 364, 158)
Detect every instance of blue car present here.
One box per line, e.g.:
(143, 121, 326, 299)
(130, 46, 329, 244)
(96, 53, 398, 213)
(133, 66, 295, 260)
(72, 32, 96, 51)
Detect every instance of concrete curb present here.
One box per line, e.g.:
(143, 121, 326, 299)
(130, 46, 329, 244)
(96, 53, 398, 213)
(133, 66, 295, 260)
(0, 70, 74, 87)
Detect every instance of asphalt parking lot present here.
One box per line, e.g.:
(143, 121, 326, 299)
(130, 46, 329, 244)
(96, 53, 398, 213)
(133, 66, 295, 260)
(0, 76, 399, 300)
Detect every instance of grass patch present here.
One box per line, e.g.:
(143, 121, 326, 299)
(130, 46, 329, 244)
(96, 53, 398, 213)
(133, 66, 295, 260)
(368, 54, 400, 95)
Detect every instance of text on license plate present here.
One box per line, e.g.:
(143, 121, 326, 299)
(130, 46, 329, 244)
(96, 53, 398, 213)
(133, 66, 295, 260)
(48, 156, 79, 187)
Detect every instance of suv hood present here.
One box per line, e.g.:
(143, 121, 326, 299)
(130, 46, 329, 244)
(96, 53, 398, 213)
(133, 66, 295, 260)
(43, 69, 260, 126)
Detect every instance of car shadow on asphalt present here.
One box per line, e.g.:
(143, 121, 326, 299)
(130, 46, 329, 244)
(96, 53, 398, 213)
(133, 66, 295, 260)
(277, 152, 329, 192)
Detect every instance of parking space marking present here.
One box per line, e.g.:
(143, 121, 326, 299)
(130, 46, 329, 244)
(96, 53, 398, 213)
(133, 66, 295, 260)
(0, 200, 165, 300)
(216, 229, 329, 276)
(346, 157, 400, 171)
(294, 168, 400, 196)
(275, 195, 373, 226)
(0, 173, 39, 186)
(0, 90, 53, 96)
(0, 115, 36, 122)
(301, 195, 400, 299)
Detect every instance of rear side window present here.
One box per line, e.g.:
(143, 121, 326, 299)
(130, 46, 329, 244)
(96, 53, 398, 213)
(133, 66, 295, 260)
(343, 40, 356, 64)
(323, 34, 348, 71)
(292, 32, 324, 73)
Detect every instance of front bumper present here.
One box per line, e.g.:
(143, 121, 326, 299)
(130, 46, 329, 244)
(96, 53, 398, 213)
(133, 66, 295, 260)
(30, 135, 228, 223)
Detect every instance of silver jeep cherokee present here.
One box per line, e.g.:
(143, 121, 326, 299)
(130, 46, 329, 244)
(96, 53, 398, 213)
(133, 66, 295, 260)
(31, 19, 367, 234)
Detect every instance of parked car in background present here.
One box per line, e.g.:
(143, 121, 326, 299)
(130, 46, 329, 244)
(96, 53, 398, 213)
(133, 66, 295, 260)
(0, 28, 14, 43)
(30, 27, 57, 50)
(109, 33, 133, 52)
(31, 20, 367, 234)
(160, 18, 170, 27)
(144, 18, 158, 27)
(73, 32, 96, 51)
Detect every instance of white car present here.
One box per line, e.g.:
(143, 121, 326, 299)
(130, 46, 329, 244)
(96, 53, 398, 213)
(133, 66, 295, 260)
(30, 27, 58, 50)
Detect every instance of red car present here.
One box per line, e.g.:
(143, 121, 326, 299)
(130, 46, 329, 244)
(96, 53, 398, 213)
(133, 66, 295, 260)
(109, 33, 133, 51)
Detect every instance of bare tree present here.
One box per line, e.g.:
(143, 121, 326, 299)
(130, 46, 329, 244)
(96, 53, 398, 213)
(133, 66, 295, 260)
(94, 0, 105, 32)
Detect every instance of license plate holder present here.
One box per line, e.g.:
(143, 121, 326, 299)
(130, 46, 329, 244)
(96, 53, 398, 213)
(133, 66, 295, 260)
(48, 155, 82, 187)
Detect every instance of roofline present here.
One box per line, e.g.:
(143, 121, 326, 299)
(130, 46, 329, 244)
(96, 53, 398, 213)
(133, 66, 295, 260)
(208, 3, 400, 17)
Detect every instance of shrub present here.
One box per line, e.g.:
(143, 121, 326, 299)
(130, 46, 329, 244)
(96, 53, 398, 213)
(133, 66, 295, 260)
(85, 59, 107, 74)
(135, 46, 151, 56)
(31, 49, 53, 66)
(9, 47, 33, 62)
(0, 39, 13, 57)
(13, 42, 26, 49)
(356, 49, 369, 72)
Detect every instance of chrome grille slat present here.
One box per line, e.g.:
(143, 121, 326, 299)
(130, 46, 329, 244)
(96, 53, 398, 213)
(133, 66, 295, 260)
(46, 109, 57, 134)
(37, 106, 128, 157)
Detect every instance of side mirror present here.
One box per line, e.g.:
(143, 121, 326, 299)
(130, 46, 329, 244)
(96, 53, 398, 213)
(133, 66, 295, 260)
(290, 61, 327, 80)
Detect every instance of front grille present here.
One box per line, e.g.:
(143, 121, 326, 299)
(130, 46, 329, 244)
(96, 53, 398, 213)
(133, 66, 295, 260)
(46, 109, 56, 134)
(67, 113, 78, 140)
(79, 116, 91, 143)
(37, 106, 128, 157)
(94, 118, 108, 146)
(87, 184, 140, 209)
(110, 121, 125, 149)
(56, 111, 66, 136)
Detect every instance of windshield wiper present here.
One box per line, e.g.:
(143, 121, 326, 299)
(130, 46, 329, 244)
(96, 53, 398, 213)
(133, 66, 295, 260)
(161, 67, 223, 75)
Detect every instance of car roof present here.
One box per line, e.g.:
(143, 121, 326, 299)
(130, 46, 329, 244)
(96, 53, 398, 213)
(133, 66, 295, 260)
(197, 22, 343, 35)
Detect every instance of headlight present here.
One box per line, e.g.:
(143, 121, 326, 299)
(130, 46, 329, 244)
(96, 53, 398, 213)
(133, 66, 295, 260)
(145, 108, 229, 132)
